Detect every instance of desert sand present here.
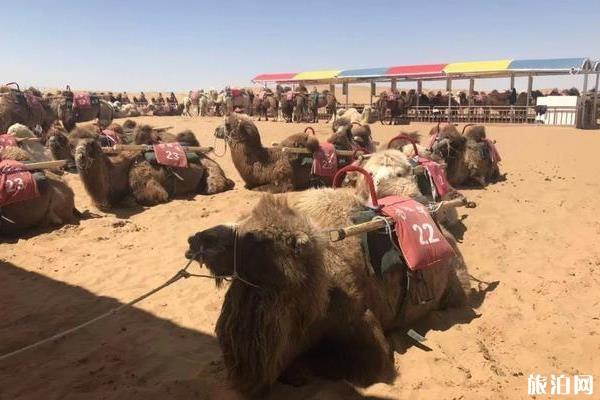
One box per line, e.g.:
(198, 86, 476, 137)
(1, 117, 599, 400)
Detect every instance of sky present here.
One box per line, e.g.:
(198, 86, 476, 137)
(1, 0, 599, 93)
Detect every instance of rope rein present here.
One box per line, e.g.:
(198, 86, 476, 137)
(0, 258, 220, 362)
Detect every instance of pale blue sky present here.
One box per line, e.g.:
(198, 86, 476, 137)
(1, 0, 598, 92)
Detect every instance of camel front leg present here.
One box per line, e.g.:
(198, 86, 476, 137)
(306, 309, 396, 387)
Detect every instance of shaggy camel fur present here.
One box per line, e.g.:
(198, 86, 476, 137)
(354, 149, 460, 227)
(72, 128, 138, 210)
(129, 126, 234, 205)
(5, 123, 53, 162)
(0, 86, 57, 133)
(72, 127, 234, 209)
(215, 114, 364, 192)
(429, 123, 500, 186)
(0, 147, 77, 235)
(186, 191, 470, 397)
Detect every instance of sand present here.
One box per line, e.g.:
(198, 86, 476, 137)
(1, 117, 599, 400)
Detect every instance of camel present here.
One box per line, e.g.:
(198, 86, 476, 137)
(0, 147, 77, 235)
(307, 90, 337, 122)
(0, 85, 58, 133)
(224, 88, 251, 115)
(331, 117, 376, 153)
(253, 90, 278, 121)
(185, 188, 470, 397)
(330, 105, 373, 125)
(72, 127, 233, 210)
(215, 114, 364, 192)
(48, 89, 114, 131)
(385, 131, 435, 159)
(429, 123, 501, 186)
(5, 123, 53, 162)
(355, 149, 462, 227)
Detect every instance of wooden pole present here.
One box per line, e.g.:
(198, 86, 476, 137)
(17, 160, 68, 170)
(103, 144, 213, 153)
(328, 197, 470, 241)
(280, 147, 363, 157)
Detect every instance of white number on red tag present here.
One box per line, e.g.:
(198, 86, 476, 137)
(412, 223, 440, 245)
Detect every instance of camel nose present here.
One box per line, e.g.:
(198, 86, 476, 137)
(185, 249, 195, 260)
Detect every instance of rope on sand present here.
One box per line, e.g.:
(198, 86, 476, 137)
(0, 259, 215, 362)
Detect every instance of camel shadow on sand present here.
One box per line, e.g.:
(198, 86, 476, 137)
(0, 260, 223, 400)
(390, 277, 500, 354)
(0, 261, 396, 400)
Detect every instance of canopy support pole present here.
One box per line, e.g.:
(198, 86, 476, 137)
(593, 73, 599, 128)
(580, 73, 589, 128)
(370, 81, 375, 106)
(510, 74, 515, 122)
(391, 78, 397, 92)
(416, 80, 422, 108)
(526, 75, 533, 123)
(446, 78, 452, 123)
(468, 78, 474, 107)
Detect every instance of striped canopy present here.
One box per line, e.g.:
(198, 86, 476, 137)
(443, 59, 512, 74)
(251, 57, 597, 83)
(292, 70, 340, 81)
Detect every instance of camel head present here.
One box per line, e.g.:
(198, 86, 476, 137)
(186, 195, 325, 290)
(463, 140, 491, 186)
(47, 127, 72, 162)
(187, 194, 329, 396)
(70, 127, 102, 170)
(175, 130, 199, 147)
(356, 149, 422, 202)
(214, 114, 262, 147)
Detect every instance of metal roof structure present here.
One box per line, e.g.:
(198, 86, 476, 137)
(251, 57, 598, 84)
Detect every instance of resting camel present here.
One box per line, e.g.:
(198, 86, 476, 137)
(0, 147, 77, 235)
(214, 114, 366, 192)
(186, 188, 470, 397)
(0, 85, 57, 133)
(72, 127, 233, 210)
(429, 123, 501, 186)
(5, 123, 53, 162)
(48, 89, 114, 131)
(355, 149, 462, 227)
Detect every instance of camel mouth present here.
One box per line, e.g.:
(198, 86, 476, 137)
(74, 144, 94, 170)
(214, 126, 226, 139)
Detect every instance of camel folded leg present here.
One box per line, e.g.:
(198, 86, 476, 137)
(302, 309, 396, 387)
(198, 157, 235, 194)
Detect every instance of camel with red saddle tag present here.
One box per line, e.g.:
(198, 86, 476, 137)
(0, 153, 76, 235)
(184, 164, 470, 397)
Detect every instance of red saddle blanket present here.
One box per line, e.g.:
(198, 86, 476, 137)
(0, 160, 40, 206)
(379, 196, 455, 271)
(416, 156, 453, 199)
(73, 92, 91, 108)
(311, 142, 338, 183)
(0, 135, 18, 154)
(483, 138, 501, 164)
(231, 88, 242, 97)
(285, 91, 294, 101)
(153, 143, 188, 168)
(101, 129, 122, 145)
(190, 91, 200, 101)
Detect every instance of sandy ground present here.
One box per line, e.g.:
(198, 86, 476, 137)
(1, 117, 600, 400)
